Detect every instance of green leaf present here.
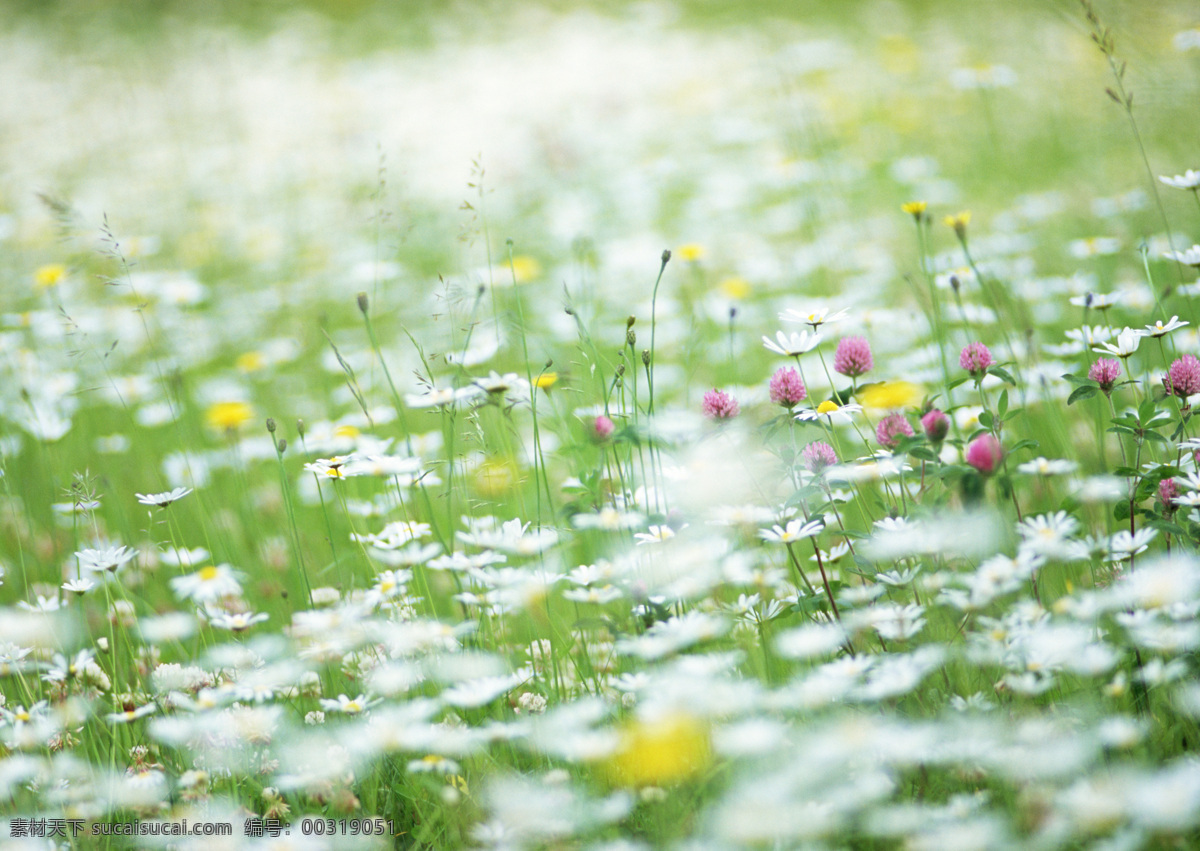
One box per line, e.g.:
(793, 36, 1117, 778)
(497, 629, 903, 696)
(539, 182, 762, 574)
(909, 446, 940, 462)
(1008, 439, 1039, 455)
(978, 410, 994, 429)
(1146, 518, 1187, 537)
(1114, 501, 1131, 521)
(998, 389, 1009, 418)
(786, 484, 825, 508)
(987, 365, 1017, 386)
(1067, 385, 1099, 406)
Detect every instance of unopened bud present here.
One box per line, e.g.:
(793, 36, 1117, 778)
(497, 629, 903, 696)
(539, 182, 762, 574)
(626, 328, 636, 347)
(626, 315, 636, 329)
(617, 364, 626, 376)
(642, 349, 651, 366)
(661, 249, 671, 264)
(296, 419, 305, 439)
(356, 292, 369, 314)
(266, 417, 276, 434)
(276, 438, 287, 454)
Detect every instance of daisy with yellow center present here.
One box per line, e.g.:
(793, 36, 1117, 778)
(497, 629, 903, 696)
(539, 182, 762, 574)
(795, 400, 863, 425)
(169, 564, 243, 604)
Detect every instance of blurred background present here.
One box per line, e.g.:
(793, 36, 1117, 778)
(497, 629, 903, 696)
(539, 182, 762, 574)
(3, 0, 1197, 278)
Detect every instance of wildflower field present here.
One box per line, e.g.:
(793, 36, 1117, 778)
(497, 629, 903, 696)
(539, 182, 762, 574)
(6, 0, 1200, 847)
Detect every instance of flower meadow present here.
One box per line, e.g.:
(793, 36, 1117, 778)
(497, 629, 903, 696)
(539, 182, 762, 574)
(5, 0, 1200, 848)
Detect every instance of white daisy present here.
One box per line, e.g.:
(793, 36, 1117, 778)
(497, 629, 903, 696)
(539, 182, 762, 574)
(1017, 457, 1078, 476)
(762, 329, 822, 357)
(1160, 170, 1200, 190)
(1093, 327, 1146, 359)
(1145, 316, 1189, 337)
(759, 518, 825, 543)
(135, 487, 194, 508)
(794, 401, 863, 426)
(76, 545, 139, 574)
(779, 306, 850, 329)
(1164, 245, 1200, 267)
(169, 564, 243, 604)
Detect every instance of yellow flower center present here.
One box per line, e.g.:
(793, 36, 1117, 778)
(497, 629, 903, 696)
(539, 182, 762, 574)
(199, 566, 220, 582)
(816, 400, 840, 414)
(333, 424, 360, 439)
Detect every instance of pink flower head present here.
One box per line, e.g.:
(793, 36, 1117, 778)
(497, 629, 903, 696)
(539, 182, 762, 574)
(1165, 355, 1200, 400)
(833, 336, 873, 378)
(875, 413, 915, 449)
(959, 342, 993, 377)
(801, 441, 838, 474)
(1159, 477, 1179, 516)
(1088, 358, 1121, 395)
(593, 415, 615, 441)
(702, 388, 740, 419)
(921, 409, 950, 443)
(769, 367, 807, 408)
(965, 434, 1003, 476)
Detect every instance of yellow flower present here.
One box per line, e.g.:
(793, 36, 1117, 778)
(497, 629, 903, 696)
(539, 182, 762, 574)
(205, 401, 255, 432)
(901, 201, 927, 220)
(333, 424, 360, 439)
(533, 372, 558, 390)
(816, 400, 840, 415)
(676, 243, 705, 262)
(508, 255, 542, 283)
(474, 458, 518, 496)
(718, 276, 750, 300)
(857, 381, 924, 411)
(944, 210, 971, 238)
(34, 264, 67, 289)
(604, 713, 711, 787)
(235, 351, 266, 373)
